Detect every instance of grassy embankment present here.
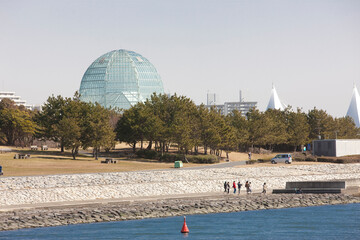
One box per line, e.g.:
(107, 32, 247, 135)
(0, 147, 206, 176)
(0, 145, 336, 177)
(0, 142, 266, 176)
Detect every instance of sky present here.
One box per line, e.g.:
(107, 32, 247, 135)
(0, 0, 359, 117)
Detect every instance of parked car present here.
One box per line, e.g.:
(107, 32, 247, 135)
(271, 154, 292, 164)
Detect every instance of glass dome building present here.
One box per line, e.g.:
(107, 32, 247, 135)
(79, 49, 164, 110)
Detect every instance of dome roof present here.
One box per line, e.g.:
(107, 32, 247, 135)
(79, 49, 164, 109)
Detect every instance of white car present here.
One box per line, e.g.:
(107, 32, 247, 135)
(271, 154, 292, 164)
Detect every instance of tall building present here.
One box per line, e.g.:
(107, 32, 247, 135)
(223, 101, 257, 116)
(266, 84, 285, 111)
(0, 91, 34, 110)
(346, 84, 360, 127)
(207, 93, 216, 105)
(204, 91, 257, 116)
(79, 49, 164, 110)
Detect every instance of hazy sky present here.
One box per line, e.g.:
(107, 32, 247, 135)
(1, 0, 359, 117)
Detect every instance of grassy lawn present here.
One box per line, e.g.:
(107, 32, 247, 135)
(0, 148, 202, 177)
(0, 145, 330, 177)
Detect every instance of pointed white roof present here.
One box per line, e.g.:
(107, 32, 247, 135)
(346, 84, 360, 127)
(266, 84, 285, 111)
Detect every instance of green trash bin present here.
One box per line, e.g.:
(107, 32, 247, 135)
(174, 161, 183, 168)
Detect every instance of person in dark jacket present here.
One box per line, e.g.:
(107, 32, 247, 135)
(262, 182, 267, 194)
(237, 181, 242, 194)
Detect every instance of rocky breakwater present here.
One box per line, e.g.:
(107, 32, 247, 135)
(0, 194, 359, 231)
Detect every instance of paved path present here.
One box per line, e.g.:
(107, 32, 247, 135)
(0, 192, 230, 212)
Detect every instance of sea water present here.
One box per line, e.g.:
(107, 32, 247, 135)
(0, 204, 359, 240)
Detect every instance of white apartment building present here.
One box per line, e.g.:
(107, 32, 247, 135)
(0, 91, 35, 110)
(204, 91, 257, 117)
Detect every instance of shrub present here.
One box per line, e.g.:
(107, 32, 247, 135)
(186, 155, 219, 164)
(257, 159, 271, 163)
(159, 153, 183, 162)
(158, 154, 219, 163)
(305, 155, 317, 162)
(334, 158, 360, 164)
(290, 152, 318, 162)
(292, 152, 306, 161)
(136, 149, 158, 159)
(293, 155, 306, 161)
(317, 157, 333, 163)
(135, 149, 219, 164)
(317, 157, 360, 163)
(118, 152, 128, 158)
(246, 160, 257, 164)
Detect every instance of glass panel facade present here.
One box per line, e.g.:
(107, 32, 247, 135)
(79, 49, 164, 109)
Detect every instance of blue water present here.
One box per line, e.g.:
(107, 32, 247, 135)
(0, 204, 359, 240)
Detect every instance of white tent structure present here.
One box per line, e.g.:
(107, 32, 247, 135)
(266, 84, 285, 111)
(346, 85, 360, 127)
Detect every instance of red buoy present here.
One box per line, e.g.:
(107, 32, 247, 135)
(181, 216, 189, 233)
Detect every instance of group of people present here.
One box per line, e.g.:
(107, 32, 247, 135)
(223, 181, 267, 194)
(223, 181, 243, 194)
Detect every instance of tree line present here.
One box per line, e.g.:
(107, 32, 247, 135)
(116, 94, 359, 158)
(0, 93, 116, 159)
(0, 93, 358, 159)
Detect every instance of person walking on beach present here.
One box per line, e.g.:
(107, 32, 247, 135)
(262, 182, 267, 194)
(224, 181, 227, 193)
(237, 181, 242, 194)
(248, 182, 252, 194)
(248, 152, 252, 160)
(233, 181, 237, 194)
(245, 181, 249, 194)
(227, 182, 230, 194)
